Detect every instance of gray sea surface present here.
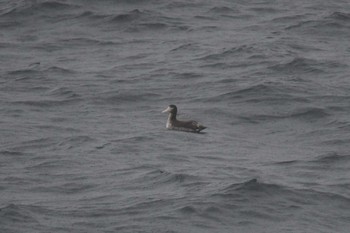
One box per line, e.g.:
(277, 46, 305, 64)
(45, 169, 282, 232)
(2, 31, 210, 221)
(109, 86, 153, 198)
(1, 0, 350, 232)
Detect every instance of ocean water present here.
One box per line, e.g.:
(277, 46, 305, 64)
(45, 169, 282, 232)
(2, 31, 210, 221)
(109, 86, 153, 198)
(1, 0, 350, 232)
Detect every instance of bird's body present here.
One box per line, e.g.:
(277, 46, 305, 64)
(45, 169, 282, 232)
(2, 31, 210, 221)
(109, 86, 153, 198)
(162, 105, 206, 133)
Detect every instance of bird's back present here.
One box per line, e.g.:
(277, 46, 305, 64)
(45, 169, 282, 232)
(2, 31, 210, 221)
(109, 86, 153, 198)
(173, 119, 206, 133)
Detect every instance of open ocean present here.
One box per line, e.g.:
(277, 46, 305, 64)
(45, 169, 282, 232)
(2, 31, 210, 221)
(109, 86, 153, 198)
(1, 0, 350, 232)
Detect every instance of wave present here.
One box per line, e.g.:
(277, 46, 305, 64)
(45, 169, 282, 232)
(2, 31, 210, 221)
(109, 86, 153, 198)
(26, 159, 79, 171)
(208, 6, 239, 14)
(0, 150, 26, 156)
(165, 2, 204, 9)
(58, 37, 119, 47)
(0, 20, 20, 28)
(7, 137, 57, 151)
(33, 181, 95, 194)
(169, 43, 202, 53)
(326, 11, 350, 22)
(76, 10, 107, 21)
(1, 1, 79, 18)
(204, 82, 309, 104)
(46, 87, 80, 99)
(111, 177, 350, 229)
(0, 203, 66, 232)
(311, 152, 350, 164)
(108, 0, 150, 4)
(32, 42, 63, 52)
(12, 98, 79, 108)
(270, 57, 347, 74)
(136, 169, 200, 186)
(179, 179, 291, 223)
(8, 66, 77, 76)
(206, 6, 241, 19)
(285, 11, 350, 36)
(7, 68, 41, 76)
(212, 178, 350, 206)
(166, 71, 203, 81)
(0, 204, 39, 224)
(248, 7, 283, 14)
(98, 91, 161, 104)
(232, 83, 285, 97)
(322, 137, 350, 146)
(271, 14, 309, 24)
(271, 153, 350, 177)
(198, 45, 260, 61)
(238, 107, 329, 124)
(110, 135, 156, 154)
(103, 9, 188, 32)
(76, 8, 186, 31)
(270, 57, 320, 74)
(57, 135, 95, 149)
(109, 9, 143, 23)
(45, 66, 76, 74)
(6, 136, 92, 155)
(289, 107, 329, 120)
(273, 159, 299, 165)
(220, 178, 282, 195)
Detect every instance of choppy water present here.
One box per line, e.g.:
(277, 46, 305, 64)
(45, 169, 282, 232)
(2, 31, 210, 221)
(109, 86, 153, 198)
(1, 0, 350, 232)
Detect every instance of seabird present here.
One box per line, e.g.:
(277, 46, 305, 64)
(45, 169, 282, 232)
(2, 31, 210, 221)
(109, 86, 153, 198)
(162, 105, 206, 133)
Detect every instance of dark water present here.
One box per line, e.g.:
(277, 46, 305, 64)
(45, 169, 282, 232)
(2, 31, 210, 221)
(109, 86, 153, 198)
(1, 0, 350, 232)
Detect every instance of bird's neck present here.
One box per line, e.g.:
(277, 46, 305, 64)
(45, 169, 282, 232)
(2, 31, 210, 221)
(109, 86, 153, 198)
(168, 113, 176, 121)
